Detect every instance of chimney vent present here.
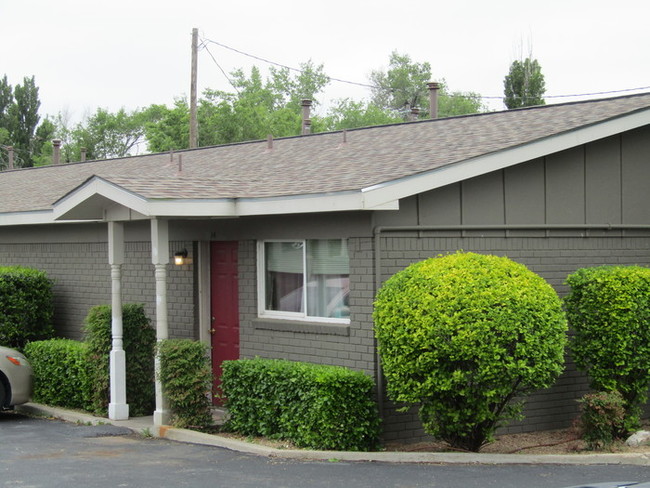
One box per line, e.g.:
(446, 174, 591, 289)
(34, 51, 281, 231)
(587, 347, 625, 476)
(80, 147, 87, 162)
(52, 139, 62, 165)
(7, 146, 14, 169)
(428, 82, 441, 119)
(410, 107, 420, 121)
(301, 99, 312, 135)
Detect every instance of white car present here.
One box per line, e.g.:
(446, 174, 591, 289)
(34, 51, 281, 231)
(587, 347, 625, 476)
(0, 346, 33, 409)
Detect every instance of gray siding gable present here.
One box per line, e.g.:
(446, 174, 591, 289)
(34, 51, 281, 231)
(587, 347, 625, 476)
(376, 126, 650, 228)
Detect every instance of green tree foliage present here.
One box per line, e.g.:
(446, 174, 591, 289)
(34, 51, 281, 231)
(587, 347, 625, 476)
(503, 57, 546, 109)
(369, 51, 485, 119)
(565, 265, 650, 429)
(67, 107, 157, 161)
(321, 98, 402, 130)
(373, 252, 567, 452)
(0, 75, 50, 168)
(145, 61, 329, 151)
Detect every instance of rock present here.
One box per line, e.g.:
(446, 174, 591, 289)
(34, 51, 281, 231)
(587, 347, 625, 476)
(625, 430, 650, 447)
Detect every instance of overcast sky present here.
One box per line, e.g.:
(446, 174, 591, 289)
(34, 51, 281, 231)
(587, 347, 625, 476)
(2, 0, 649, 123)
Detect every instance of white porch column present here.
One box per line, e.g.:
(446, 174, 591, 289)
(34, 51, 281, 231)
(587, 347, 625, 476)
(108, 221, 129, 420)
(151, 218, 170, 426)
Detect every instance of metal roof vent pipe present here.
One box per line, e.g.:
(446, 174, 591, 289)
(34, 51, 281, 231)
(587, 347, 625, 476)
(301, 99, 312, 135)
(6, 146, 14, 169)
(80, 147, 87, 162)
(52, 139, 62, 165)
(428, 81, 441, 119)
(410, 107, 420, 121)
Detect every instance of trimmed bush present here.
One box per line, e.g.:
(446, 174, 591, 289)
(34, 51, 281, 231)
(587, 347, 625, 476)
(0, 266, 54, 349)
(24, 339, 92, 410)
(221, 358, 380, 451)
(84, 304, 156, 416)
(577, 390, 627, 450)
(374, 252, 567, 452)
(565, 265, 650, 429)
(157, 339, 213, 429)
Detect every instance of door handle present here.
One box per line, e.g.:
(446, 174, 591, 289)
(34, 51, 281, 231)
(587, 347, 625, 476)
(210, 328, 216, 335)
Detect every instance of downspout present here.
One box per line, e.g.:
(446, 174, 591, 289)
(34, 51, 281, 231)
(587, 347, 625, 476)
(372, 222, 650, 421)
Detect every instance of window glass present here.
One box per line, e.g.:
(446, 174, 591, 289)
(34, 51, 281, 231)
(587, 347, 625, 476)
(265, 241, 304, 313)
(262, 239, 349, 320)
(306, 240, 350, 318)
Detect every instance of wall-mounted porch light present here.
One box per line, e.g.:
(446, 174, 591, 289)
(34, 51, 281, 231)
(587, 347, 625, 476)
(174, 248, 189, 266)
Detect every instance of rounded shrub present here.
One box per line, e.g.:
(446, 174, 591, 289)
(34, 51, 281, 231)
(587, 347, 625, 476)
(373, 252, 567, 452)
(565, 265, 650, 428)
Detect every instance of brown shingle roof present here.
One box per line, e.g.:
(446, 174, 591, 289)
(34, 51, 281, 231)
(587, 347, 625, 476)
(2, 93, 650, 215)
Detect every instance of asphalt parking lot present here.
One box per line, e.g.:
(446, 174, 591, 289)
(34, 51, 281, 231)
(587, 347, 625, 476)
(3, 411, 650, 488)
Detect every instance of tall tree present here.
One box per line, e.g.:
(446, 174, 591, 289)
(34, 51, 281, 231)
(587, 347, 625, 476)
(322, 98, 401, 131)
(0, 75, 49, 168)
(369, 52, 486, 118)
(370, 51, 431, 115)
(503, 57, 546, 109)
(145, 61, 330, 151)
(8, 76, 41, 166)
(68, 107, 156, 160)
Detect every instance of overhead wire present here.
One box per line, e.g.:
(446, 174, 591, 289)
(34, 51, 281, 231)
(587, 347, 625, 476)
(202, 36, 649, 103)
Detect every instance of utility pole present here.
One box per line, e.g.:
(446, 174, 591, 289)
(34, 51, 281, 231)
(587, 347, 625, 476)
(189, 27, 199, 149)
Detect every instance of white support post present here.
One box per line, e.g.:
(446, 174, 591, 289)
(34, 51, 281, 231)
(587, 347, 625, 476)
(151, 218, 170, 426)
(108, 221, 129, 420)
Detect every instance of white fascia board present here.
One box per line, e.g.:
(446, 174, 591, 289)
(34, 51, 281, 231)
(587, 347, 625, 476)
(234, 191, 397, 216)
(53, 177, 150, 220)
(0, 210, 55, 226)
(146, 199, 236, 217)
(362, 109, 650, 209)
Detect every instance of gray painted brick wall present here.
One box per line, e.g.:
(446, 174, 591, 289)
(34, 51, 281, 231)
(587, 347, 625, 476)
(376, 233, 650, 441)
(238, 239, 376, 375)
(0, 240, 195, 340)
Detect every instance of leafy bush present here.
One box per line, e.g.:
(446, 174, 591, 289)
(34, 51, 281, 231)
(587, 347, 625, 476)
(565, 265, 650, 429)
(221, 358, 380, 451)
(24, 339, 92, 410)
(0, 266, 54, 349)
(373, 252, 567, 452)
(577, 390, 627, 450)
(157, 339, 213, 429)
(84, 304, 156, 416)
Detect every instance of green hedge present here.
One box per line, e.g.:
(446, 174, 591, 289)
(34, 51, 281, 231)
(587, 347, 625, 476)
(84, 304, 156, 416)
(0, 266, 54, 349)
(157, 339, 213, 429)
(221, 358, 380, 451)
(24, 339, 92, 410)
(374, 252, 567, 452)
(565, 265, 650, 428)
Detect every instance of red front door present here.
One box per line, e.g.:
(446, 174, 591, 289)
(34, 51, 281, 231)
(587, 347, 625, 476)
(210, 241, 240, 405)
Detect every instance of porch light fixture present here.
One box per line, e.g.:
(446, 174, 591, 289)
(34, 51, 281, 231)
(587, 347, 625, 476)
(174, 248, 188, 266)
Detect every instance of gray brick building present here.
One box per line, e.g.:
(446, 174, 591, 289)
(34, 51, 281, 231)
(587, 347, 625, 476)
(2, 93, 650, 440)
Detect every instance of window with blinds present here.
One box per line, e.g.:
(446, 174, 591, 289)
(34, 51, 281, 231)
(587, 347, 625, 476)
(260, 239, 350, 321)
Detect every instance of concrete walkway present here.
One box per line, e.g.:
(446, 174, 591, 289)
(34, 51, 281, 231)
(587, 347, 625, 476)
(16, 403, 650, 466)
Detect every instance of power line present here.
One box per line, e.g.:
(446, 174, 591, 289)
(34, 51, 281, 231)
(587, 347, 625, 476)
(200, 37, 376, 90)
(200, 37, 650, 102)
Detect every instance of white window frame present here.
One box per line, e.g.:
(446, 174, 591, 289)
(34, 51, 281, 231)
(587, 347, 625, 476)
(257, 239, 350, 324)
